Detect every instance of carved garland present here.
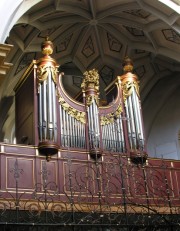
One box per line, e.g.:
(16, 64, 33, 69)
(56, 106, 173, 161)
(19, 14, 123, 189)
(86, 95, 99, 106)
(100, 105, 122, 125)
(121, 81, 139, 102)
(37, 65, 58, 85)
(58, 96, 86, 124)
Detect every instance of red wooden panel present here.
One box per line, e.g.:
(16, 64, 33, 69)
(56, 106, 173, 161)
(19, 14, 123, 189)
(7, 157, 34, 190)
(174, 170, 180, 197)
(172, 161, 180, 168)
(128, 165, 147, 198)
(4, 145, 36, 155)
(60, 149, 88, 160)
(40, 160, 58, 189)
(63, 161, 89, 194)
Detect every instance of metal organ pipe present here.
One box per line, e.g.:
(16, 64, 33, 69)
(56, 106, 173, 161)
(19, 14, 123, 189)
(131, 88, 141, 144)
(69, 113, 73, 147)
(47, 69, 53, 140)
(38, 83, 43, 142)
(74, 118, 77, 147)
(62, 107, 67, 147)
(128, 94, 137, 149)
(93, 100, 100, 148)
(113, 122, 117, 151)
(94, 101, 100, 139)
(131, 91, 140, 137)
(133, 88, 144, 147)
(125, 100, 133, 150)
(119, 115, 125, 152)
(42, 80, 47, 141)
(60, 105, 63, 145)
(116, 117, 122, 152)
(107, 123, 110, 150)
(52, 76, 57, 143)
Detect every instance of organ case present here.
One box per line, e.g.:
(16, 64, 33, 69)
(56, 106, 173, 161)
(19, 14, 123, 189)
(15, 39, 147, 163)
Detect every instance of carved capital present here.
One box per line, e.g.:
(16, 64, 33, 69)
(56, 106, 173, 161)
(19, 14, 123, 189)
(81, 69, 99, 93)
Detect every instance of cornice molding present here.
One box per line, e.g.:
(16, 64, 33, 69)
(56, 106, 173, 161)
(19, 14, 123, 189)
(0, 44, 13, 85)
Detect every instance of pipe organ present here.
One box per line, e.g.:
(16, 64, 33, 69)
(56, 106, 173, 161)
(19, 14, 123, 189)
(15, 39, 147, 163)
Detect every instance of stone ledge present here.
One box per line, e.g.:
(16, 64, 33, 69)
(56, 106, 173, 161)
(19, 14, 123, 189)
(0, 43, 13, 84)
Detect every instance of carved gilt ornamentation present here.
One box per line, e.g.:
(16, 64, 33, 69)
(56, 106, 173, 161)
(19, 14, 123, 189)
(86, 95, 99, 106)
(37, 65, 58, 85)
(121, 81, 139, 102)
(101, 105, 122, 125)
(81, 69, 99, 92)
(58, 96, 86, 124)
(81, 69, 100, 106)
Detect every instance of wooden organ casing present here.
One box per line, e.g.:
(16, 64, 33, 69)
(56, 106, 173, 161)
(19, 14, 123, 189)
(14, 62, 38, 145)
(15, 39, 147, 163)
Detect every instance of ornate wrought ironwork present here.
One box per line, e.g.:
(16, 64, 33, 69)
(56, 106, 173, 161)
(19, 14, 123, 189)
(0, 155, 179, 230)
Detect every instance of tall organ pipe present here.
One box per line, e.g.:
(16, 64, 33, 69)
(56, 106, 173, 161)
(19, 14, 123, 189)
(35, 38, 59, 161)
(81, 69, 101, 160)
(121, 57, 147, 164)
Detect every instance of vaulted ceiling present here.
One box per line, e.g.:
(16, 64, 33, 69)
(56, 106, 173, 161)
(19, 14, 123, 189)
(3, 0, 179, 99)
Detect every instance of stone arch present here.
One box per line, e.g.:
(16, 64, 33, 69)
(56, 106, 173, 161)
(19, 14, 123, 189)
(0, 0, 41, 42)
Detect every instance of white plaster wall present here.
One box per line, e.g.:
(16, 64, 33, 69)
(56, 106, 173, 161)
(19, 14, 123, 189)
(144, 74, 180, 160)
(0, 0, 42, 42)
(0, 0, 23, 42)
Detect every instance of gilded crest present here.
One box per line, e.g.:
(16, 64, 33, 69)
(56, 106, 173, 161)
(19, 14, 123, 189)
(81, 69, 99, 93)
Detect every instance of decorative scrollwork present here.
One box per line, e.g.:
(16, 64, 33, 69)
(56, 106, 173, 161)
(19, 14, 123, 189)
(0, 154, 178, 229)
(37, 65, 48, 83)
(121, 80, 139, 102)
(58, 96, 86, 124)
(100, 105, 122, 125)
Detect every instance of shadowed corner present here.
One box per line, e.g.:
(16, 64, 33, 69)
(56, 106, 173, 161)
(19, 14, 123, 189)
(0, 95, 14, 141)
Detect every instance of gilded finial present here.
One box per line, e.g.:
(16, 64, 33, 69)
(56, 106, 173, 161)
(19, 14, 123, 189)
(123, 56, 133, 73)
(41, 37, 54, 56)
